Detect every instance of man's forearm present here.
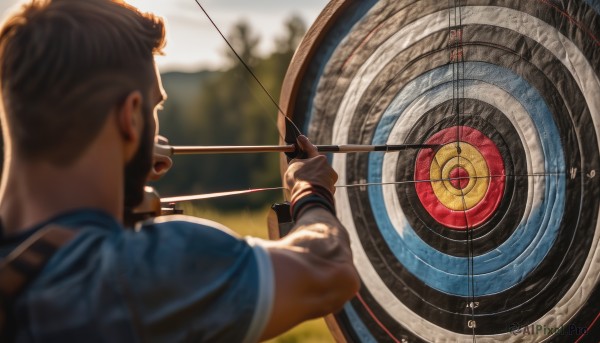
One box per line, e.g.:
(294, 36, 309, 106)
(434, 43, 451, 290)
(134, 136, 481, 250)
(283, 207, 353, 264)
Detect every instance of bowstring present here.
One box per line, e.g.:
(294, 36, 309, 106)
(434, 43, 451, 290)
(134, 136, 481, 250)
(192, 0, 304, 142)
(190, 1, 453, 203)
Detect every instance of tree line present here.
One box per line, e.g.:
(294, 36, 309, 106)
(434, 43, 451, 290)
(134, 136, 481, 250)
(152, 15, 307, 211)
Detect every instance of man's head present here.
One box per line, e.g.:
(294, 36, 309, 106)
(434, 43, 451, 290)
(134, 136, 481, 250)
(0, 0, 167, 206)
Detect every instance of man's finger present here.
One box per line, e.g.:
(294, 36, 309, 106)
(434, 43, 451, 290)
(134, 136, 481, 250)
(296, 135, 318, 158)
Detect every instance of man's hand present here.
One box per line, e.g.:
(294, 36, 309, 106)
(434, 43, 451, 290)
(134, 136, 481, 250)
(284, 135, 337, 194)
(148, 135, 173, 182)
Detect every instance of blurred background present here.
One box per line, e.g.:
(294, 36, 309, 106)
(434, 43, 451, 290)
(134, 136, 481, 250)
(0, 0, 326, 209)
(1, 0, 335, 341)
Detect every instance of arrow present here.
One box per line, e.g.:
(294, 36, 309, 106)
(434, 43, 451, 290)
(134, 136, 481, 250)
(154, 143, 439, 156)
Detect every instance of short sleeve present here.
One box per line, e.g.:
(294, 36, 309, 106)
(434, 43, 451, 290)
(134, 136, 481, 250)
(242, 237, 274, 343)
(118, 215, 274, 342)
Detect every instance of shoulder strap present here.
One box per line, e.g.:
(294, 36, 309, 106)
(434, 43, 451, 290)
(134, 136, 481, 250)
(0, 225, 78, 339)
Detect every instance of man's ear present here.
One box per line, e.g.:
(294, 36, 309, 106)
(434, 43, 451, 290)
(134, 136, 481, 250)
(116, 90, 143, 161)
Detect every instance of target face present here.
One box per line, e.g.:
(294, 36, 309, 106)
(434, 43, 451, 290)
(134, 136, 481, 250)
(277, 0, 600, 342)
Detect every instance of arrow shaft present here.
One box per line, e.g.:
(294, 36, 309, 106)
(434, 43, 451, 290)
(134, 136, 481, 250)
(156, 144, 438, 156)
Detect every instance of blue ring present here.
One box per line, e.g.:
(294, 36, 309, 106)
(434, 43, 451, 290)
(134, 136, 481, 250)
(343, 303, 378, 343)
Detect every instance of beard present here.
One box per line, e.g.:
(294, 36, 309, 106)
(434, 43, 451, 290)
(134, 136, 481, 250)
(123, 105, 154, 209)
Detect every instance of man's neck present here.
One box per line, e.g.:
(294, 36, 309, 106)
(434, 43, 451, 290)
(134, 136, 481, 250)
(0, 151, 124, 236)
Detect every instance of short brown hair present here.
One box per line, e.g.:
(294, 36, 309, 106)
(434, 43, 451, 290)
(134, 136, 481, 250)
(0, 0, 166, 165)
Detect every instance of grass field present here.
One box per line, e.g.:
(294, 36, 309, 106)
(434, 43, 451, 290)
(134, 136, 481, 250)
(179, 203, 335, 343)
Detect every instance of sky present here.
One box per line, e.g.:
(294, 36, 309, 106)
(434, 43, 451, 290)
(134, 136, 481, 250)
(0, 0, 328, 72)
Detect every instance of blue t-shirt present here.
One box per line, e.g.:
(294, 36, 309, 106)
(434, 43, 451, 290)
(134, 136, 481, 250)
(0, 210, 274, 342)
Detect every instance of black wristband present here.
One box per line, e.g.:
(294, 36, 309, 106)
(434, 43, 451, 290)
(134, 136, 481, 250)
(291, 194, 336, 222)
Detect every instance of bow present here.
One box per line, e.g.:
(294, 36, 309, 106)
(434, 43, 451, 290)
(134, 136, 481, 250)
(143, 1, 438, 208)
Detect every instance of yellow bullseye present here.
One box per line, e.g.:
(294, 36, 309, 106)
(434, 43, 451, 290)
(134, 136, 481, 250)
(430, 143, 490, 211)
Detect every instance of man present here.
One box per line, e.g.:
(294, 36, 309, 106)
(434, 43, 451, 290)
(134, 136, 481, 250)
(0, 0, 359, 341)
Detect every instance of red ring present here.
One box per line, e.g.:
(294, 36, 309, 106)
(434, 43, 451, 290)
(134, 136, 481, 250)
(414, 126, 505, 229)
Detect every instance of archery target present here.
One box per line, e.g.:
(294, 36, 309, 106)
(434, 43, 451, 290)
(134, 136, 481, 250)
(279, 0, 600, 342)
